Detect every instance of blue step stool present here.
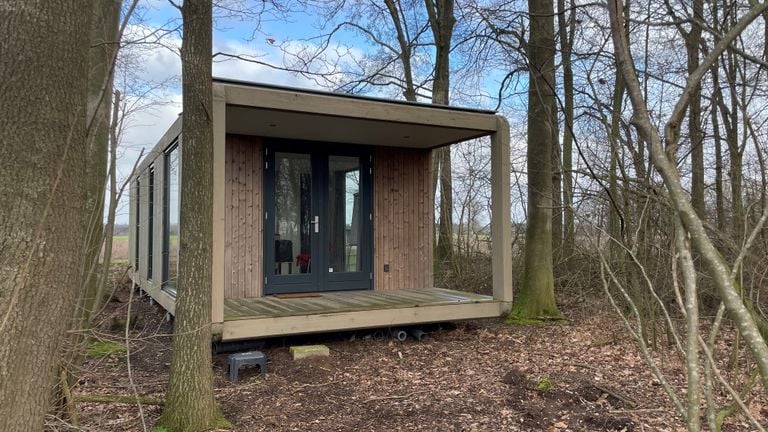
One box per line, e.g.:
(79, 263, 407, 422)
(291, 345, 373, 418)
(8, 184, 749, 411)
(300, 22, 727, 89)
(228, 351, 267, 382)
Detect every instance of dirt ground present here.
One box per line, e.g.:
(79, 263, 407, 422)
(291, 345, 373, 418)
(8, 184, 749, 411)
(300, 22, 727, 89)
(67, 275, 767, 431)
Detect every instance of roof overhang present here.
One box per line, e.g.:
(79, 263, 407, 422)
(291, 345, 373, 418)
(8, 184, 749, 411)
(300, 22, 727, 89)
(214, 78, 501, 149)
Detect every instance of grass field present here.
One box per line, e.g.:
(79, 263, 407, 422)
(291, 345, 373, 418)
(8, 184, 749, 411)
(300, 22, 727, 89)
(111, 235, 129, 263)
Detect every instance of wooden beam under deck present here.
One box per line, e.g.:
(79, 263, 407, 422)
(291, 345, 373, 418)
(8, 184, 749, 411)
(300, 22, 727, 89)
(221, 288, 506, 341)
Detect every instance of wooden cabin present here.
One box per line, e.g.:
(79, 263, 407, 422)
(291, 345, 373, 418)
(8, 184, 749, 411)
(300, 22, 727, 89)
(129, 79, 513, 342)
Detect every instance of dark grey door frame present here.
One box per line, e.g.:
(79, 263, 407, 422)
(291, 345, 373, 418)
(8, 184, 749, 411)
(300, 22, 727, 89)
(263, 139, 373, 295)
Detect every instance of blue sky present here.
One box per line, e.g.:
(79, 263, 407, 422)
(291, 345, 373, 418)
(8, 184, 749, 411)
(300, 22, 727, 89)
(114, 0, 525, 224)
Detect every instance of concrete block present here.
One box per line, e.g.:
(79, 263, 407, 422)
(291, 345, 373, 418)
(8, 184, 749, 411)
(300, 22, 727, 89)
(290, 344, 330, 360)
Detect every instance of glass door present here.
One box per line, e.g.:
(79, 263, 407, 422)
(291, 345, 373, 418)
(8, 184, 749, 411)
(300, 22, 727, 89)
(263, 141, 372, 294)
(264, 150, 317, 294)
(323, 155, 372, 290)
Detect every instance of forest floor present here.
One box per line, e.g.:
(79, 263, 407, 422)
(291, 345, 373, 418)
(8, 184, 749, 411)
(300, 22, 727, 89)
(64, 268, 768, 431)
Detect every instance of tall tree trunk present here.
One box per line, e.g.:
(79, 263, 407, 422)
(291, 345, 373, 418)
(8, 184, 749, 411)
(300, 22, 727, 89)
(551, 105, 562, 256)
(687, 0, 705, 218)
(608, 68, 625, 263)
(159, 1, 228, 430)
(383, 0, 418, 102)
(558, 0, 575, 258)
(510, 0, 560, 319)
(0, 2, 90, 430)
(426, 0, 455, 269)
(724, 46, 744, 244)
(711, 59, 726, 231)
(80, 0, 122, 323)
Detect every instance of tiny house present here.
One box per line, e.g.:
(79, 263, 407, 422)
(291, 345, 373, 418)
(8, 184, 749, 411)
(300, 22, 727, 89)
(129, 78, 513, 342)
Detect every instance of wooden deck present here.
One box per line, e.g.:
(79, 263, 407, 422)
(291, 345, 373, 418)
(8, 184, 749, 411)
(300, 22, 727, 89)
(220, 288, 505, 341)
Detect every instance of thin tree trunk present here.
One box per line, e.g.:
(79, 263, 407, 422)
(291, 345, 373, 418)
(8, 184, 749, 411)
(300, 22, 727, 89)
(687, 0, 705, 218)
(158, 1, 228, 430)
(551, 105, 562, 257)
(510, 0, 560, 319)
(608, 68, 625, 263)
(558, 0, 575, 258)
(608, 0, 768, 390)
(711, 58, 726, 231)
(0, 2, 90, 430)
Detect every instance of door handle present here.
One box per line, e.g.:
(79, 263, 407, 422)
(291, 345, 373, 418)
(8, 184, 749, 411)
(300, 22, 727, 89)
(312, 215, 319, 233)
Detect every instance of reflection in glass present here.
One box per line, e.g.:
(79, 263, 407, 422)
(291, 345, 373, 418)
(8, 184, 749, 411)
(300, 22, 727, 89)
(164, 147, 180, 293)
(135, 178, 140, 271)
(328, 156, 361, 273)
(274, 152, 312, 275)
(147, 166, 155, 280)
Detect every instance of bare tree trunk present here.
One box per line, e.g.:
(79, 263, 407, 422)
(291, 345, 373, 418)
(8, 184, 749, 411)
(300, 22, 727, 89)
(711, 57, 726, 231)
(0, 2, 90, 430)
(383, 0, 418, 102)
(608, 0, 768, 390)
(81, 0, 122, 322)
(426, 0, 455, 268)
(551, 107, 562, 257)
(510, 0, 560, 319)
(687, 0, 705, 218)
(558, 0, 575, 258)
(158, 1, 228, 430)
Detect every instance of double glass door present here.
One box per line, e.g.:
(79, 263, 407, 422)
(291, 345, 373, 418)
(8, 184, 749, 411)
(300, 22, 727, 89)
(263, 141, 373, 294)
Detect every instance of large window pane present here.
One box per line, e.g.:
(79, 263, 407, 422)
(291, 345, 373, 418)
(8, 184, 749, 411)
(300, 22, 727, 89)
(274, 152, 312, 275)
(147, 166, 154, 280)
(328, 156, 361, 273)
(164, 146, 180, 293)
(135, 178, 140, 271)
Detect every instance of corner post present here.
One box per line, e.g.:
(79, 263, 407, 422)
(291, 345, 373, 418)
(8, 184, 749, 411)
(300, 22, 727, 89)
(490, 115, 514, 307)
(211, 83, 226, 325)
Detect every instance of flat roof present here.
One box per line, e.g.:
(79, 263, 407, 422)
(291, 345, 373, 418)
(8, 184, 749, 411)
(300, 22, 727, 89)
(215, 78, 502, 149)
(212, 77, 497, 115)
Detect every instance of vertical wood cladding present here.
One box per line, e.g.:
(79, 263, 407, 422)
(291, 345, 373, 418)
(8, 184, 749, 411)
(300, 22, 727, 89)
(225, 135, 263, 299)
(373, 147, 434, 290)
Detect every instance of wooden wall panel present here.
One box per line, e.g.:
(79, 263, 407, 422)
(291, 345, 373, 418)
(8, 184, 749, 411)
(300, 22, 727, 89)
(373, 147, 433, 290)
(224, 134, 263, 299)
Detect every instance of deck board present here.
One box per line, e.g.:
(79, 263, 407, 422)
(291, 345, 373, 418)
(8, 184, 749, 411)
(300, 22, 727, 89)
(223, 288, 494, 321)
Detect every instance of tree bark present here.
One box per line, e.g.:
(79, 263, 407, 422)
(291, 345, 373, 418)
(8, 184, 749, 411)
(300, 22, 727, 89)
(425, 0, 455, 268)
(81, 0, 122, 323)
(557, 0, 575, 258)
(158, 1, 228, 430)
(0, 1, 90, 430)
(510, 0, 560, 319)
(687, 0, 705, 218)
(710, 57, 726, 231)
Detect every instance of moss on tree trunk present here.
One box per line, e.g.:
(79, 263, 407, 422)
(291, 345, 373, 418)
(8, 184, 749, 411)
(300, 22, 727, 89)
(509, 0, 561, 321)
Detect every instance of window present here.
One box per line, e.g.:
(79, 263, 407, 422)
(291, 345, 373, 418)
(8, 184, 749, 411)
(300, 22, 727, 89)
(163, 145, 180, 295)
(147, 166, 155, 280)
(135, 178, 140, 271)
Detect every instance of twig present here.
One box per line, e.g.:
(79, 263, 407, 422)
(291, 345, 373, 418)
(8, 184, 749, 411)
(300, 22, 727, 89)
(74, 394, 164, 406)
(609, 407, 668, 414)
(363, 391, 427, 403)
(593, 383, 637, 409)
(59, 369, 79, 426)
(125, 285, 148, 431)
(291, 381, 336, 392)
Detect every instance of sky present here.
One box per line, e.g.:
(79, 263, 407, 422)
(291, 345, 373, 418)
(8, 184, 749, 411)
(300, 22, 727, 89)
(114, 2, 326, 223)
(112, 0, 522, 224)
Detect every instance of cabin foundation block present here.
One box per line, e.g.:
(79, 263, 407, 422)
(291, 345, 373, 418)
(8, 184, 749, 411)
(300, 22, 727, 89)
(290, 345, 330, 360)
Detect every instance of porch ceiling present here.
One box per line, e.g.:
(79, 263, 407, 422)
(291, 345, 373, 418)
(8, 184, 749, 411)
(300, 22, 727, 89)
(216, 78, 500, 149)
(225, 105, 491, 149)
